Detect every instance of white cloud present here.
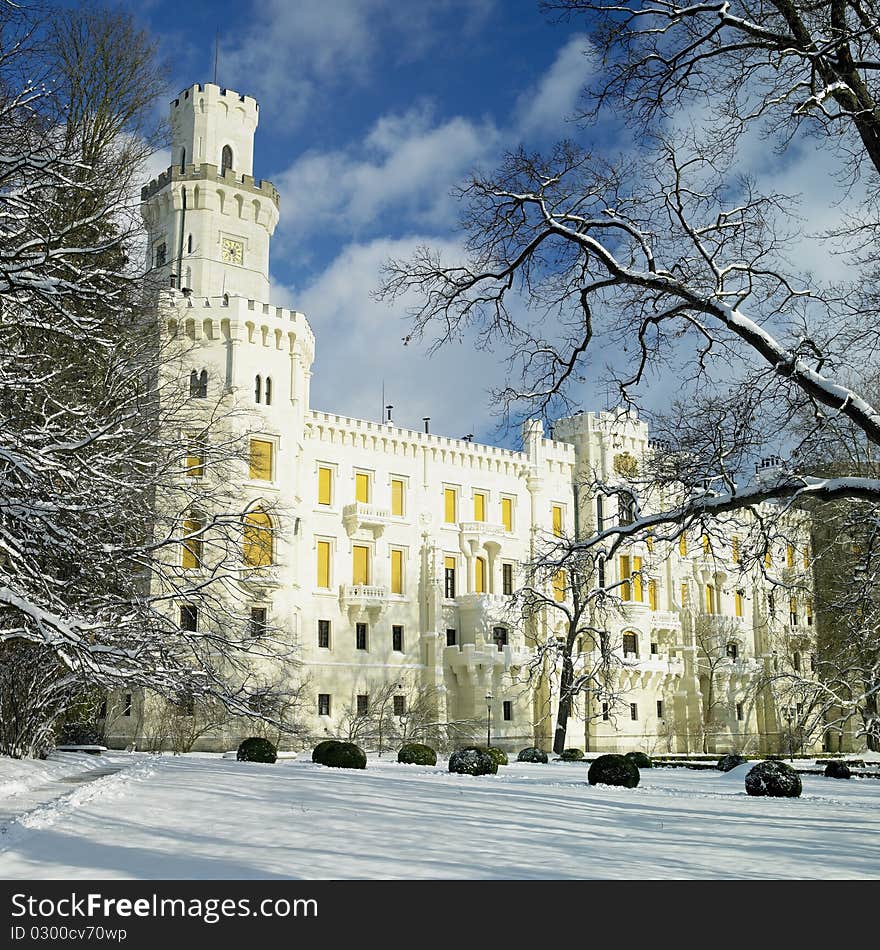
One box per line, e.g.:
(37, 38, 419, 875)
(273, 237, 514, 442)
(273, 104, 500, 245)
(515, 34, 593, 139)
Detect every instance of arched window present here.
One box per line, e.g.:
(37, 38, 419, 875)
(255, 375, 262, 403)
(623, 632, 639, 656)
(221, 145, 233, 175)
(189, 370, 199, 397)
(187, 234, 193, 254)
(265, 377, 272, 405)
(492, 626, 508, 651)
(243, 509, 273, 567)
(180, 147, 186, 171)
(197, 369, 207, 398)
(222, 293, 229, 307)
(726, 641, 739, 660)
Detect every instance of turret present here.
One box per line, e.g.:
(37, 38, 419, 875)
(141, 82, 279, 300)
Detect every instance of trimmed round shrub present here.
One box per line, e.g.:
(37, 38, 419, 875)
(559, 748, 584, 761)
(717, 753, 747, 773)
(397, 743, 437, 766)
(744, 760, 802, 798)
(237, 737, 277, 763)
(517, 746, 548, 764)
(588, 753, 640, 788)
(312, 739, 342, 763)
(318, 741, 367, 770)
(486, 746, 508, 767)
(448, 746, 497, 776)
(824, 759, 852, 780)
(625, 751, 653, 769)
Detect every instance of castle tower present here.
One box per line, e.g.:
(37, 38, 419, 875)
(141, 82, 280, 300)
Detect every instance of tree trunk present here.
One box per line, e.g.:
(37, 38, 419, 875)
(553, 655, 574, 754)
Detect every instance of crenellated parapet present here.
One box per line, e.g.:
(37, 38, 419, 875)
(141, 163, 279, 206)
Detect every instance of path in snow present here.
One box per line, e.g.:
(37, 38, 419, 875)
(0, 754, 877, 879)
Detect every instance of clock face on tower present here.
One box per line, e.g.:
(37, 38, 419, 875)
(221, 238, 244, 265)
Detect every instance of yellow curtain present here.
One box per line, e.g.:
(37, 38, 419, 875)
(391, 549, 403, 594)
(632, 556, 643, 602)
(553, 570, 566, 602)
(182, 519, 202, 569)
(501, 497, 513, 532)
(243, 510, 272, 566)
(317, 540, 330, 588)
(475, 557, 486, 593)
(355, 473, 370, 503)
(552, 505, 563, 537)
(249, 439, 273, 481)
(353, 545, 370, 585)
(474, 493, 486, 522)
(648, 579, 657, 611)
(620, 555, 631, 601)
(444, 488, 457, 523)
(318, 467, 332, 505)
(391, 479, 404, 516)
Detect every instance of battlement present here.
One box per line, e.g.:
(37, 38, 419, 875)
(141, 163, 279, 205)
(171, 82, 259, 118)
(160, 290, 315, 357)
(555, 407, 649, 443)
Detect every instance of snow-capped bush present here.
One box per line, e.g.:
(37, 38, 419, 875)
(237, 737, 277, 763)
(559, 748, 584, 761)
(717, 753, 747, 772)
(517, 747, 548, 763)
(486, 747, 508, 767)
(587, 754, 640, 788)
(824, 760, 852, 779)
(625, 751, 652, 769)
(744, 760, 802, 797)
(397, 743, 437, 765)
(317, 741, 367, 770)
(448, 747, 497, 775)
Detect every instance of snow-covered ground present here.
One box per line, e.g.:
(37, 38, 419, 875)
(0, 753, 877, 879)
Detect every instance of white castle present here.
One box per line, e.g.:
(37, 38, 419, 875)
(113, 83, 819, 756)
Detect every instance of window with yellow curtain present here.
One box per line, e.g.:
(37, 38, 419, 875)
(316, 540, 331, 588)
(186, 440, 205, 478)
(391, 478, 404, 517)
(701, 534, 711, 555)
(679, 535, 688, 557)
(390, 549, 403, 594)
(732, 536, 740, 563)
(352, 545, 370, 586)
(764, 548, 773, 567)
(632, 556, 643, 602)
(552, 505, 563, 537)
(501, 497, 513, 532)
(249, 439, 273, 481)
(646, 532, 654, 553)
(444, 488, 457, 523)
(681, 583, 689, 607)
(786, 544, 794, 568)
(243, 510, 273, 567)
(317, 466, 332, 505)
(355, 472, 370, 504)
(473, 492, 486, 522)
(619, 555, 631, 600)
(705, 584, 715, 614)
(553, 570, 566, 602)
(648, 579, 658, 611)
(735, 590, 744, 617)
(182, 518, 203, 569)
(475, 557, 486, 593)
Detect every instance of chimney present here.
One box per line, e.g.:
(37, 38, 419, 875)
(386, 405, 393, 423)
(423, 417, 430, 434)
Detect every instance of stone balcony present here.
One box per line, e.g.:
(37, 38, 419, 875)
(339, 583, 389, 621)
(649, 610, 682, 631)
(443, 641, 532, 681)
(459, 521, 505, 556)
(342, 502, 393, 538)
(238, 565, 284, 588)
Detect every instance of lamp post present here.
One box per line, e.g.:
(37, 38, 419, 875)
(486, 692, 493, 749)
(783, 706, 794, 762)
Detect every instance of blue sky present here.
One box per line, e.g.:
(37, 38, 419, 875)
(119, 0, 607, 446)
(115, 0, 851, 451)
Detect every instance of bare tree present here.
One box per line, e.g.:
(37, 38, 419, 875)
(379, 2, 880, 753)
